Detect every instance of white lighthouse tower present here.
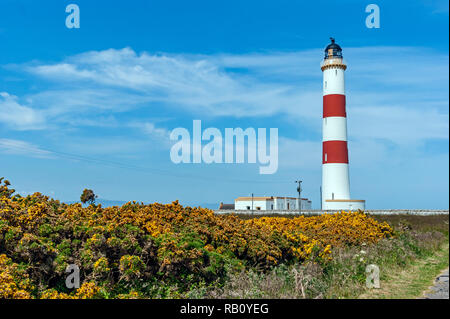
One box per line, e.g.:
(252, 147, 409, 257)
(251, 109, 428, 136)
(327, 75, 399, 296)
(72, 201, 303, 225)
(321, 38, 365, 211)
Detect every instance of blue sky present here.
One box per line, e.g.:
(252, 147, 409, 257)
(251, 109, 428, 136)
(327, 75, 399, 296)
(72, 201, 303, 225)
(0, 0, 448, 209)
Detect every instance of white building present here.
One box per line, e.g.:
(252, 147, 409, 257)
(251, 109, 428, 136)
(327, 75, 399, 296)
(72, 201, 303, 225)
(235, 196, 312, 211)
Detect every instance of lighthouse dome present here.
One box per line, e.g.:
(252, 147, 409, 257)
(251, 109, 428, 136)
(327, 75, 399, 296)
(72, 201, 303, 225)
(324, 37, 343, 59)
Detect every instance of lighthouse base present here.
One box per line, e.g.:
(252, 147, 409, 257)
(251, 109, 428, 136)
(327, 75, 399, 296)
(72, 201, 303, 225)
(324, 199, 365, 211)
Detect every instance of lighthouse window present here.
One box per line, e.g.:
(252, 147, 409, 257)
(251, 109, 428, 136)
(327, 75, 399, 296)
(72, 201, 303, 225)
(325, 153, 327, 162)
(325, 81, 327, 88)
(335, 70, 337, 76)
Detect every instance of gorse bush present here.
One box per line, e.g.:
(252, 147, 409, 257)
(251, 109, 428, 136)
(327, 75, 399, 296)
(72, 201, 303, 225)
(0, 178, 393, 299)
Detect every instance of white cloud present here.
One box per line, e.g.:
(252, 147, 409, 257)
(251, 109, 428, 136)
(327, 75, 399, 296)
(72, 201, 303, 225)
(0, 138, 52, 158)
(140, 122, 170, 139)
(0, 92, 45, 130)
(25, 48, 320, 119)
(6, 46, 448, 150)
(350, 106, 449, 144)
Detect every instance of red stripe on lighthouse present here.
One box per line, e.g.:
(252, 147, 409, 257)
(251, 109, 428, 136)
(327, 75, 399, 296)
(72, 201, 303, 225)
(323, 94, 346, 118)
(323, 140, 349, 164)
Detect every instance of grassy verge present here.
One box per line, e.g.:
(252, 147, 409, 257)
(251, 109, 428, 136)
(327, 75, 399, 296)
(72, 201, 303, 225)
(202, 214, 449, 299)
(358, 241, 449, 299)
(203, 235, 449, 299)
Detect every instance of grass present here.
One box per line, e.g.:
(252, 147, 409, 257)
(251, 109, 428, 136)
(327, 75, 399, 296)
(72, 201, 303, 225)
(371, 214, 449, 235)
(358, 241, 449, 299)
(211, 213, 449, 299)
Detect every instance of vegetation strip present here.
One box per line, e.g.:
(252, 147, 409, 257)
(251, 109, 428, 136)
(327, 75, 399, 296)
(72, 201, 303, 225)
(358, 242, 449, 299)
(1, 178, 448, 299)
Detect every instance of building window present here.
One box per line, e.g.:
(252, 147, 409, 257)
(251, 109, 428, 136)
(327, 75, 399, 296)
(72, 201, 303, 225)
(271, 204, 274, 209)
(256, 207, 261, 210)
(246, 206, 250, 210)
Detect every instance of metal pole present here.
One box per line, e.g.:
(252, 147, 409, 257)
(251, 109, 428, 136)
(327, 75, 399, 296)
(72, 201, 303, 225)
(320, 186, 322, 211)
(299, 183, 302, 215)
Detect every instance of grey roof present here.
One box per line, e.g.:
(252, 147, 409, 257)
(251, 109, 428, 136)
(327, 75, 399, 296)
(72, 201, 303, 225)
(219, 203, 235, 210)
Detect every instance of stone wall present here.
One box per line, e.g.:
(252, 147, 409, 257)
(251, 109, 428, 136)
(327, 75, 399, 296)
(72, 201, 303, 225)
(214, 209, 449, 216)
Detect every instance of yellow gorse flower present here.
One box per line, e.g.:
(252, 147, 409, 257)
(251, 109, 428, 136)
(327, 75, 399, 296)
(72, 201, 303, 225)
(0, 178, 394, 299)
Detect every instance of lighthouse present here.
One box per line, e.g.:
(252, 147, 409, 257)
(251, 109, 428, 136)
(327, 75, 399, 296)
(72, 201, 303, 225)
(321, 38, 365, 211)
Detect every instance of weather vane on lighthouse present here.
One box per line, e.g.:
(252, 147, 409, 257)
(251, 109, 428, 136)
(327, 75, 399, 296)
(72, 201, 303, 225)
(320, 38, 365, 211)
